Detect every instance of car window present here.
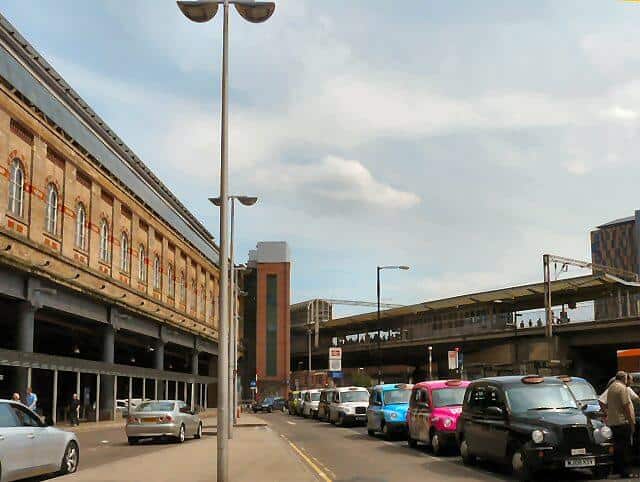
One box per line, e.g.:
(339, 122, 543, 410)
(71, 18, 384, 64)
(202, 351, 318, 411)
(410, 388, 420, 408)
(384, 389, 412, 405)
(11, 404, 42, 427)
(567, 380, 597, 402)
(179, 402, 191, 414)
(432, 388, 466, 407)
(0, 403, 19, 427)
(341, 390, 369, 403)
(137, 402, 175, 412)
(332, 392, 340, 403)
(468, 385, 488, 413)
(486, 386, 505, 410)
(311, 392, 320, 401)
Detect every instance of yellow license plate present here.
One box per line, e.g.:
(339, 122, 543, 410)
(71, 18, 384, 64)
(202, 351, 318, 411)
(141, 417, 158, 423)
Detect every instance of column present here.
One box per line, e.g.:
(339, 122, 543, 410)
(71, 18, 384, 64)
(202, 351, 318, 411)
(100, 325, 115, 422)
(15, 301, 36, 396)
(154, 338, 165, 401)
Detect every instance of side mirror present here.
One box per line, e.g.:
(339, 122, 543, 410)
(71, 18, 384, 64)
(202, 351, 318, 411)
(486, 406, 504, 418)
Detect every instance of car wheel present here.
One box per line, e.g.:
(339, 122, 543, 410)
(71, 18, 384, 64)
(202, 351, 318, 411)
(367, 428, 376, 436)
(194, 422, 203, 439)
(408, 435, 418, 448)
(268, 407, 272, 413)
(176, 424, 186, 444)
(460, 438, 476, 466)
(511, 446, 534, 481)
(59, 441, 79, 475)
(127, 437, 139, 445)
(431, 431, 442, 456)
(381, 422, 390, 440)
(337, 414, 344, 426)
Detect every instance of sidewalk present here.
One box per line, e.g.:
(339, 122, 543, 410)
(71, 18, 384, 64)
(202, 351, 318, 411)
(65, 415, 317, 482)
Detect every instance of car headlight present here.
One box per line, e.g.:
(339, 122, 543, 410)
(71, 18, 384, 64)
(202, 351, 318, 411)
(600, 426, 612, 439)
(531, 429, 544, 444)
(344, 406, 353, 414)
(388, 412, 398, 419)
(443, 417, 453, 428)
(595, 425, 613, 444)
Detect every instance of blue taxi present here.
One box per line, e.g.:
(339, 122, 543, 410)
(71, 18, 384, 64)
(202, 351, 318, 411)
(367, 383, 413, 438)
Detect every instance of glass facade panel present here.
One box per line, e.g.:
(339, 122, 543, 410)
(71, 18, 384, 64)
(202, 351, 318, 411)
(266, 274, 278, 376)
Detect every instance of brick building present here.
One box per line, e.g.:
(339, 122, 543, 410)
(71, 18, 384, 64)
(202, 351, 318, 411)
(0, 14, 219, 422)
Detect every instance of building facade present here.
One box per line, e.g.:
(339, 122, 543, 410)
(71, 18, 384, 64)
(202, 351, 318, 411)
(241, 242, 291, 398)
(0, 14, 219, 423)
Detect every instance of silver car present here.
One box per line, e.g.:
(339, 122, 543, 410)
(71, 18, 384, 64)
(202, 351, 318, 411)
(0, 399, 79, 482)
(125, 400, 202, 445)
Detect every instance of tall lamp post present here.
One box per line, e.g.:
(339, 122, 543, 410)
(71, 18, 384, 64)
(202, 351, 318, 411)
(209, 195, 257, 438)
(376, 265, 410, 384)
(178, 2, 274, 480)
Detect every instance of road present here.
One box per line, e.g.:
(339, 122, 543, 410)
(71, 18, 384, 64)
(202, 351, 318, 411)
(257, 411, 598, 482)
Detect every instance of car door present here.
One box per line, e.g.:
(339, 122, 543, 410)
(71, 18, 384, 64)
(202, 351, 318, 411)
(330, 391, 340, 422)
(408, 388, 420, 440)
(417, 389, 431, 442)
(367, 390, 382, 431)
(484, 385, 510, 462)
(0, 402, 35, 480)
(10, 402, 58, 476)
(463, 383, 490, 458)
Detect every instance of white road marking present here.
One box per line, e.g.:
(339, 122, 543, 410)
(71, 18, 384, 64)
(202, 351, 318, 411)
(287, 421, 296, 425)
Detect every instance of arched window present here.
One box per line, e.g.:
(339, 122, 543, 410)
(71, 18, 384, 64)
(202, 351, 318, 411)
(153, 255, 161, 290)
(44, 183, 58, 235)
(179, 271, 186, 304)
(167, 265, 175, 298)
(75, 203, 87, 250)
(190, 280, 197, 312)
(8, 159, 24, 217)
(99, 219, 110, 262)
(138, 244, 146, 282)
(120, 232, 129, 272)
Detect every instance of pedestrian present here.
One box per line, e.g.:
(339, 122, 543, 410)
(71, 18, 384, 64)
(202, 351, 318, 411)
(70, 393, 80, 426)
(26, 386, 37, 412)
(11, 392, 20, 403)
(604, 371, 639, 478)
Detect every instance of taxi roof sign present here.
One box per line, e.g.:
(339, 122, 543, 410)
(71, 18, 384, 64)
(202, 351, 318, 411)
(556, 375, 572, 382)
(445, 379, 463, 386)
(521, 375, 544, 384)
(394, 383, 413, 390)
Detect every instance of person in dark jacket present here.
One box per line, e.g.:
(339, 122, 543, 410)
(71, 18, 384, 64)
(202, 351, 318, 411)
(70, 393, 80, 426)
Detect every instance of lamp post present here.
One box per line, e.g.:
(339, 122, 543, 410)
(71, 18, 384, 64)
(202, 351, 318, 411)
(178, 2, 274, 480)
(427, 345, 433, 380)
(210, 195, 257, 438)
(376, 265, 410, 384)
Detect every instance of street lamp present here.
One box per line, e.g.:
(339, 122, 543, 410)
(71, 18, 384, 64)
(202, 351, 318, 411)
(427, 345, 433, 380)
(179, 2, 274, 480)
(210, 196, 257, 438)
(376, 265, 410, 384)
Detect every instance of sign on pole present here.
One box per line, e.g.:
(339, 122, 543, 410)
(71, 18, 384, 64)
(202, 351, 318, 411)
(329, 347, 342, 372)
(447, 350, 459, 370)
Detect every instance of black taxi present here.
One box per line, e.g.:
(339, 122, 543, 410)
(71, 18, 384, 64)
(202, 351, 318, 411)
(456, 376, 613, 480)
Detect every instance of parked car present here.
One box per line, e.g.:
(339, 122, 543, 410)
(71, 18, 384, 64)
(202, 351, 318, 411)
(272, 397, 286, 411)
(407, 379, 469, 455)
(253, 397, 276, 413)
(125, 400, 202, 445)
(329, 386, 369, 426)
(0, 399, 79, 481)
(116, 398, 143, 417)
(302, 389, 322, 418)
(295, 390, 309, 416)
(557, 376, 601, 414)
(367, 383, 413, 439)
(318, 389, 335, 422)
(457, 375, 613, 480)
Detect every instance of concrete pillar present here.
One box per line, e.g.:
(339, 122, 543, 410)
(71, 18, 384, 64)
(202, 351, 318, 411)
(207, 356, 217, 409)
(100, 325, 115, 421)
(154, 339, 165, 401)
(15, 302, 36, 396)
(192, 351, 199, 376)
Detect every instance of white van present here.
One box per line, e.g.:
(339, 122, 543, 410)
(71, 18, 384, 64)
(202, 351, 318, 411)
(302, 389, 321, 418)
(329, 386, 370, 426)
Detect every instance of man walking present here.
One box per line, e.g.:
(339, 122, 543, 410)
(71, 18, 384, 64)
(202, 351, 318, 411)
(26, 386, 38, 413)
(606, 371, 638, 478)
(70, 393, 80, 426)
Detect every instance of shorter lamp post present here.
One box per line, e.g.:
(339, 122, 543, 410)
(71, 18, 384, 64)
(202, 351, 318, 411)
(427, 345, 433, 380)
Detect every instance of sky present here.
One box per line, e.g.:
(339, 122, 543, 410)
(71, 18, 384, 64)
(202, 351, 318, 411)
(4, 1, 640, 317)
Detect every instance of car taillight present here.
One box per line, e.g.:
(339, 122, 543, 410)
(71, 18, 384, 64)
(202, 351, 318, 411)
(160, 414, 173, 423)
(127, 416, 139, 424)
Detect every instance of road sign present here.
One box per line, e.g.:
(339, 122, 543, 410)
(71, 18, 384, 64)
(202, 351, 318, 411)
(329, 347, 342, 360)
(329, 371, 343, 379)
(329, 359, 342, 371)
(249, 380, 256, 388)
(447, 350, 459, 370)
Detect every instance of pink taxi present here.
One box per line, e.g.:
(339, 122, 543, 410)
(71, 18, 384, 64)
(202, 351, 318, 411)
(407, 379, 470, 455)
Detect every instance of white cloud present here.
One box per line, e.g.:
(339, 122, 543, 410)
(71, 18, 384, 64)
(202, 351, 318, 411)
(604, 105, 638, 121)
(564, 160, 591, 176)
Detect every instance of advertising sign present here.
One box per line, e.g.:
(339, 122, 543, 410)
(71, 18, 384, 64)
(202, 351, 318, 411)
(447, 350, 459, 370)
(329, 347, 342, 360)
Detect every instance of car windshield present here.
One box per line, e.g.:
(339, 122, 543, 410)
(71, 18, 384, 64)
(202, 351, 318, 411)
(341, 390, 369, 402)
(384, 389, 412, 404)
(311, 393, 321, 401)
(136, 402, 175, 412)
(506, 384, 578, 412)
(567, 380, 597, 402)
(263, 398, 274, 404)
(432, 388, 466, 407)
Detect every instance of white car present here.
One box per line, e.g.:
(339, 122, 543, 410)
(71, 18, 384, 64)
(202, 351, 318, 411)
(329, 386, 370, 426)
(302, 389, 321, 418)
(0, 399, 79, 481)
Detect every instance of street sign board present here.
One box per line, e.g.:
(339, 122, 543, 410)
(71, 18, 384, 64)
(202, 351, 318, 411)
(329, 347, 342, 360)
(329, 359, 342, 371)
(447, 350, 459, 370)
(249, 380, 256, 388)
(329, 371, 343, 379)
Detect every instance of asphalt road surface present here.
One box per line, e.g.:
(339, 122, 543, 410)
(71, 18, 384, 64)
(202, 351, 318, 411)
(257, 411, 600, 482)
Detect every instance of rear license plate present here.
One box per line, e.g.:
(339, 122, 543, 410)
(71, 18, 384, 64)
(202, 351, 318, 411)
(565, 456, 595, 468)
(142, 417, 158, 423)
